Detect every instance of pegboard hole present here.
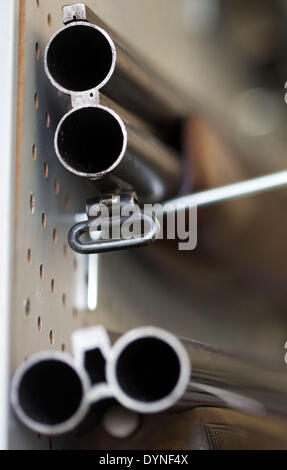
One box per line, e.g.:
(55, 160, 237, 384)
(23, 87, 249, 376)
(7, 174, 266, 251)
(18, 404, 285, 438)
(24, 298, 30, 317)
(54, 178, 60, 195)
(37, 316, 42, 332)
(73, 258, 78, 272)
(61, 344, 66, 352)
(44, 161, 49, 178)
(30, 194, 35, 214)
(40, 264, 44, 281)
(47, 14, 52, 27)
(49, 330, 54, 346)
(51, 278, 55, 294)
(27, 249, 32, 264)
(41, 212, 47, 229)
(65, 195, 71, 211)
(62, 294, 67, 308)
(32, 144, 37, 161)
(46, 112, 50, 128)
(36, 0, 40, 7)
(34, 92, 39, 109)
(73, 308, 78, 320)
(35, 42, 40, 60)
(63, 243, 68, 258)
(52, 228, 57, 244)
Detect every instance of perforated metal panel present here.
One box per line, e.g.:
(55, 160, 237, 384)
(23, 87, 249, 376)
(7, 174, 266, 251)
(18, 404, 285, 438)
(11, 0, 96, 363)
(3, 0, 193, 450)
(9, 0, 100, 449)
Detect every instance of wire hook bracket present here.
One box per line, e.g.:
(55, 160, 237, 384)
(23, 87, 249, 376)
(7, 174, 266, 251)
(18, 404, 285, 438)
(68, 192, 160, 254)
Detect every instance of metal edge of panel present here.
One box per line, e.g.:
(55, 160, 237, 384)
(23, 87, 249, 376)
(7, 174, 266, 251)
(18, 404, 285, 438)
(0, 0, 20, 451)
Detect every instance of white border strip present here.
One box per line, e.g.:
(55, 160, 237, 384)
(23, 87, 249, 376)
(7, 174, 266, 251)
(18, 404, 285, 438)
(0, 0, 18, 450)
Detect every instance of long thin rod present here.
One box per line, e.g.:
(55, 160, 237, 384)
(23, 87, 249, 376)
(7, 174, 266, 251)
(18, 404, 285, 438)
(163, 170, 287, 214)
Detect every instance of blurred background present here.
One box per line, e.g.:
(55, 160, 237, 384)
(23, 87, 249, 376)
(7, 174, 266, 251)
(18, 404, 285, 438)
(90, 0, 287, 370)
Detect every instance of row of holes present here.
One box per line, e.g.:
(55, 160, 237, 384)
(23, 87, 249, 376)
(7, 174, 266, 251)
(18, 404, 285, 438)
(23, 1, 72, 352)
(32, 323, 65, 351)
(35, 318, 66, 353)
(33, 91, 50, 123)
(29, 170, 69, 200)
(35, 16, 69, 328)
(28, 254, 77, 272)
(33, 102, 50, 129)
(35, 0, 51, 27)
(34, 92, 51, 131)
(24, 287, 66, 313)
(24, 297, 74, 346)
(30, 192, 71, 211)
(29, 306, 80, 322)
(33, 20, 68, 316)
(27, 242, 72, 264)
(27, 245, 78, 264)
(25, 306, 76, 347)
(24, 302, 78, 344)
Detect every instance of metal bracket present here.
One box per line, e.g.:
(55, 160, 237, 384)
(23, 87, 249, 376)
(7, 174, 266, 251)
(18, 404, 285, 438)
(68, 192, 160, 254)
(62, 3, 87, 24)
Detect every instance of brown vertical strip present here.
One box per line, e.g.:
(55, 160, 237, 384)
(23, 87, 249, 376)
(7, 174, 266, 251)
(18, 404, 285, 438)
(15, 0, 25, 221)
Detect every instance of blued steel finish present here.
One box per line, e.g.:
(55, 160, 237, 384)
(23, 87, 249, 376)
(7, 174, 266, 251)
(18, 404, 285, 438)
(45, 3, 189, 139)
(54, 102, 182, 204)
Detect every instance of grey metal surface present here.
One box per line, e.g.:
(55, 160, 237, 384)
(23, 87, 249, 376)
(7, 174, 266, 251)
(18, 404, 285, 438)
(0, 0, 19, 451)
(8, 0, 99, 449)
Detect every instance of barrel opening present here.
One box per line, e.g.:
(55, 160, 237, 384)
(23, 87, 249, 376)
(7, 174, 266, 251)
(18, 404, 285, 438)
(18, 360, 84, 425)
(47, 25, 114, 92)
(56, 107, 125, 175)
(115, 337, 180, 402)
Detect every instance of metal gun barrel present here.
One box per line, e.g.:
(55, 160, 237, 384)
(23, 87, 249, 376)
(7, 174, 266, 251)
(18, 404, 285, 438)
(11, 327, 287, 436)
(44, 4, 189, 138)
(107, 327, 191, 414)
(10, 352, 91, 435)
(55, 103, 181, 203)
